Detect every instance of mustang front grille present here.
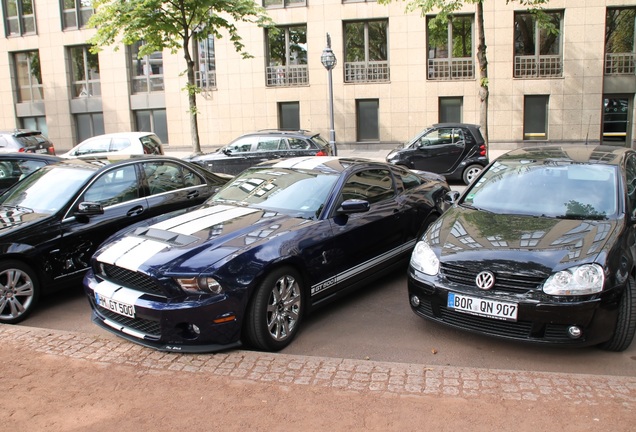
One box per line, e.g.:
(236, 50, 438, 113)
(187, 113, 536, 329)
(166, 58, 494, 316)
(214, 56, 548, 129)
(97, 306, 161, 338)
(98, 263, 166, 297)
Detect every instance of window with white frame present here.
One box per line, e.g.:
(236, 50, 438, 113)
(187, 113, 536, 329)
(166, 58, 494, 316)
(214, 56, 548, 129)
(194, 35, 216, 90)
(61, 0, 93, 29)
(427, 15, 474, 80)
(130, 41, 164, 93)
(266, 25, 308, 87)
(263, 0, 305, 8)
(14, 51, 43, 102)
(514, 11, 563, 78)
(605, 7, 636, 75)
(3, 0, 36, 36)
(344, 20, 389, 83)
(69, 45, 101, 98)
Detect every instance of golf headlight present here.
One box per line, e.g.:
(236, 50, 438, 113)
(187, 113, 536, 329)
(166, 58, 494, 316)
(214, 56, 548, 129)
(176, 277, 223, 294)
(410, 241, 440, 275)
(543, 264, 604, 296)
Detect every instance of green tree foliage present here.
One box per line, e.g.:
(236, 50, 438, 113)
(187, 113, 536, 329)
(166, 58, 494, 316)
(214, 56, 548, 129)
(87, 0, 274, 154)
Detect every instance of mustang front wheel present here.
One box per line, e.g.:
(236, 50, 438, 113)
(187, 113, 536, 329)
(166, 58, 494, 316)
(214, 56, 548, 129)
(244, 267, 304, 352)
(0, 260, 40, 324)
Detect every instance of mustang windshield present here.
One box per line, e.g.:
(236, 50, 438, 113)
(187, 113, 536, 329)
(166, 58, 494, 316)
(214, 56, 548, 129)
(0, 166, 93, 214)
(210, 168, 338, 218)
(462, 160, 618, 219)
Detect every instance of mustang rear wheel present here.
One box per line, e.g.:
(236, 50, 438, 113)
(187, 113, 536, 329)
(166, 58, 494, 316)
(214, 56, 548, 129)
(0, 260, 40, 324)
(600, 276, 636, 352)
(244, 267, 304, 352)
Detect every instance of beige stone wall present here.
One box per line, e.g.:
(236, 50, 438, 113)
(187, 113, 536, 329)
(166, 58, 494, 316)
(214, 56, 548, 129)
(0, 0, 634, 152)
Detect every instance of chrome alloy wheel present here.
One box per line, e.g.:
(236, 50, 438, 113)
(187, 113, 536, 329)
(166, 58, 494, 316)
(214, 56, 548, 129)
(266, 274, 302, 342)
(0, 267, 35, 322)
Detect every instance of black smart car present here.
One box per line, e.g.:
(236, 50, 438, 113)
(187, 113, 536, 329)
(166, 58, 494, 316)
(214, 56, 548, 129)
(0, 156, 230, 324)
(186, 129, 333, 175)
(386, 123, 488, 184)
(408, 145, 636, 351)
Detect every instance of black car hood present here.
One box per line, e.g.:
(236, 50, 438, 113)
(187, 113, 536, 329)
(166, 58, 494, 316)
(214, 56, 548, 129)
(94, 203, 314, 275)
(431, 206, 620, 276)
(0, 206, 50, 232)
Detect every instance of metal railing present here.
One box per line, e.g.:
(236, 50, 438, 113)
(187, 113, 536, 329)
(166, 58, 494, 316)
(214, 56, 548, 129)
(605, 52, 636, 75)
(265, 65, 309, 87)
(195, 70, 217, 89)
(428, 58, 474, 80)
(344, 61, 390, 83)
(514, 55, 562, 78)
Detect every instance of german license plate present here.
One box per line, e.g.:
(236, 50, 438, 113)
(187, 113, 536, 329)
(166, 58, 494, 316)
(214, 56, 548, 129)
(34, 148, 47, 154)
(95, 293, 135, 318)
(447, 292, 518, 321)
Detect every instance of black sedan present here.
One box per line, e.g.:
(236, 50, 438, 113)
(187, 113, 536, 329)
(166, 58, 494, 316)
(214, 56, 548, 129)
(408, 145, 636, 351)
(0, 153, 62, 193)
(84, 157, 450, 353)
(0, 156, 230, 323)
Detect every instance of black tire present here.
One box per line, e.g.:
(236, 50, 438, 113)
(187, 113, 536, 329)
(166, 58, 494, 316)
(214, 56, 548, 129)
(462, 164, 483, 185)
(244, 267, 305, 352)
(0, 260, 40, 324)
(599, 276, 636, 352)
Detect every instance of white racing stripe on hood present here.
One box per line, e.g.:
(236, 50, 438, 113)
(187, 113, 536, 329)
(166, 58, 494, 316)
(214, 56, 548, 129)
(96, 236, 146, 265)
(151, 205, 235, 231)
(166, 206, 259, 236)
(114, 240, 169, 271)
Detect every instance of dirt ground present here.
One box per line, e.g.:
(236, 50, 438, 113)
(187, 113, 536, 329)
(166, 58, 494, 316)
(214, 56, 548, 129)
(2, 339, 634, 432)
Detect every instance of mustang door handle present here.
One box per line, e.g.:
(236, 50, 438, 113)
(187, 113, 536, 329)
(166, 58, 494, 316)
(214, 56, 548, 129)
(127, 206, 145, 217)
(187, 190, 200, 199)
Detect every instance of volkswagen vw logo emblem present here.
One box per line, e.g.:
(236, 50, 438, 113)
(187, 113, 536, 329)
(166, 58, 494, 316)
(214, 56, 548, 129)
(475, 271, 495, 290)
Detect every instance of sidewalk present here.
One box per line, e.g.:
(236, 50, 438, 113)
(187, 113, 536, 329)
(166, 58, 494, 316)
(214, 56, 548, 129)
(2, 324, 635, 431)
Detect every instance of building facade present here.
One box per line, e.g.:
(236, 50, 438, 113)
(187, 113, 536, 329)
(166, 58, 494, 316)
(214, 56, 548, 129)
(0, 0, 635, 153)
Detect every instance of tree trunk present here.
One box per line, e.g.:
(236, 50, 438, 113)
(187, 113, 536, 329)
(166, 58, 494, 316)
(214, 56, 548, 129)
(476, 1, 490, 155)
(184, 45, 202, 155)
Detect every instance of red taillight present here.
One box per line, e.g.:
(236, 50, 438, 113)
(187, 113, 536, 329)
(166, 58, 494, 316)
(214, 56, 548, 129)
(316, 150, 327, 156)
(479, 144, 486, 157)
(18, 148, 25, 153)
(48, 146, 55, 155)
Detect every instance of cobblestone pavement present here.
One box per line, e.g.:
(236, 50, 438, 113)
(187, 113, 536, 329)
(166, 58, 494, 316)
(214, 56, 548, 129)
(4, 325, 635, 408)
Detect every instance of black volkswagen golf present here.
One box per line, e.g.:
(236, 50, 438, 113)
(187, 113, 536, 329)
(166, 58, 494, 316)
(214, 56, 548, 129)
(408, 145, 636, 351)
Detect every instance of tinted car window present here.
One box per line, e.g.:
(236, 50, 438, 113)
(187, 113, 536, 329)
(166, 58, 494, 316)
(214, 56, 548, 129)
(84, 165, 139, 207)
(420, 128, 463, 146)
(227, 137, 254, 153)
(140, 135, 163, 154)
(289, 138, 310, 150)
(256, 138, 284, 151)
(110, 138, 132, 151)
(394, 167, 422, 190)
(145, 161, 203, 194)
(341, 169, 395, 204)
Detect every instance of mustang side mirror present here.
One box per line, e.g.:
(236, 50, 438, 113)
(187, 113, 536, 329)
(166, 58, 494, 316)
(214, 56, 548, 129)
(75, 201, 104, 217)
(338, 199, 370, 214)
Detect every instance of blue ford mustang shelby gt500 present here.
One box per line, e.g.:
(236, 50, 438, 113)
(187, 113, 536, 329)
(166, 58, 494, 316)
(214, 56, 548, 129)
(84, 157, 450, 353)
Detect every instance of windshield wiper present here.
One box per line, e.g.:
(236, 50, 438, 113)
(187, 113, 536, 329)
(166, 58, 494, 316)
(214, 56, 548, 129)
(459, 203, 493, 213)
(555, 214, 607, 220)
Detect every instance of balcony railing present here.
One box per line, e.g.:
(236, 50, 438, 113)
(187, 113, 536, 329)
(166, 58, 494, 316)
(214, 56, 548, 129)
(132, 75, 164, 93)
(344, 61, 390, 83)
(266, 65, 309, 87)
(514, 55, 562, 78)
(605, 52, 636, 75)
(428, 58, 474, 80)
(195, 70, 217, 89)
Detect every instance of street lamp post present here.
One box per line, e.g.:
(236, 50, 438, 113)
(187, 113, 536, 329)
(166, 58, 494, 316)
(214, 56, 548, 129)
(321, 33, 337, 156)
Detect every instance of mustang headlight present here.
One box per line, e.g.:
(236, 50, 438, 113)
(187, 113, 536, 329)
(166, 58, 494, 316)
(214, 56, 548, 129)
(410, 241, 440, 276)
(176, 277, 223, 295)
(543, 264, 604, 296)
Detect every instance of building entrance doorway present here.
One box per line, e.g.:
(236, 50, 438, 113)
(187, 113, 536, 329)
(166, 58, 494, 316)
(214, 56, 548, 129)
(602, 95, 632, 146)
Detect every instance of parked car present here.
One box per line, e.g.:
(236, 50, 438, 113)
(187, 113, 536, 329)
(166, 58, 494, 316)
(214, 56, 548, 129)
(60, 132, 164, 159)
(186, 130, 333, 175)
(0, 129, 56, 155)
(0, 156, 231, 324)
(0, 153, 62, 193)
(386, 123, 488, 184)
(83, 157, 450, 353)
(408, 144, 636, 352)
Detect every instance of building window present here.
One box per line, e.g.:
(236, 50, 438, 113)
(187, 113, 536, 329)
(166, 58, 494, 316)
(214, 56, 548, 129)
(356, 99, 379, 141)
(69, 45, 100, 98)
(439, 97, 463, 123)
(135, 109, 168, 144)
(130, 41, 164, 94)
(263, 0, 305, 9)
(61, 0, 93, 29)
(3, 0, 36, 36)
(605, 8, 636, 75)
(427, 15, 474, 80)
(344, 20, 390, 83)
(75, 112, 104, 143)
(14, 51, 43, 102)
(20, 116, 47, 135)
(266, 25, 308, 87)
(514, 11, 563, 78)
(278, 102, 300, 130)
(523, 95, 548, 140)
(194, 35, 216, 90)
